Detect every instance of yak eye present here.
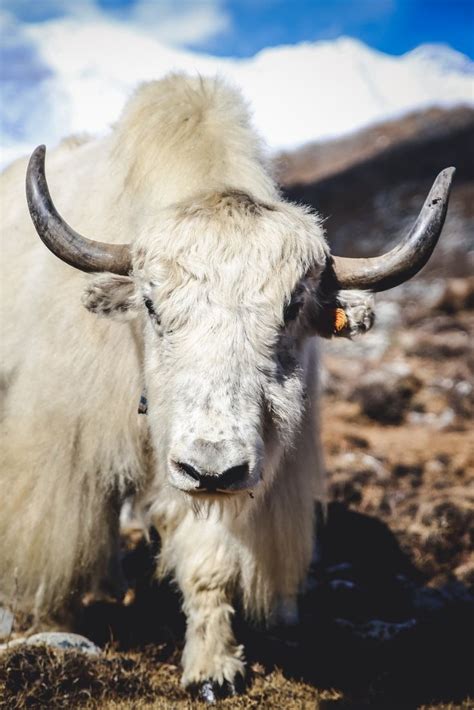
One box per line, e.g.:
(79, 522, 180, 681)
(284, 301, 300, 322)
(144, 298, 158, 320)
(284, 284, 306, 324)
(284, 294, 304, 323)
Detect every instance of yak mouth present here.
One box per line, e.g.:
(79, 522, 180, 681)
(181, 482, 254, 497)
(184, 486, 257, 517)
(170, 478, 259, 502)
(188, 488, 240, 497)
(169, 459, 261, 497)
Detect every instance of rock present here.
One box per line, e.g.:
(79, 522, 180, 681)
(329, 472, 363, 505)
(26, 632, 101, 654)
(412, 582, 473, 616)
(420, 500, 472, 539)
(448, 379, 474, 419)
(417, 314, 469, 335)
(351, 362, 421, 424)
(406, 496, 474, 573)
(454, 560, 474, 589)
(0, 632, 101, 655)
(410, 376, 473, 425)
(334, 617, 417, 643)
(0, 607, 13, 638)
(342, 433, 369, 450)
(407, 408, 456, 430)
(433, 277, 474, 314)
(392, 463, 424, 487)
(329, 453, 390, 506)
(406, 331, 471, 360)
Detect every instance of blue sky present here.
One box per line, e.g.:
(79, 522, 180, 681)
(2, 0, 474, 59)
(1, 0, 473, 167)
(210, 0, 474, 59)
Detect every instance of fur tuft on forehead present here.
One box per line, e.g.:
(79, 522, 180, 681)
(112, 74, 277, 206)
(134, 188, 328, 316)
(177, 189, 277, 219)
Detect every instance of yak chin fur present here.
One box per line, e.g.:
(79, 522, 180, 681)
(0, 74, 374, 686)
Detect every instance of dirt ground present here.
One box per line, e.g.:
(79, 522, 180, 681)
(1, 278, 472, 709)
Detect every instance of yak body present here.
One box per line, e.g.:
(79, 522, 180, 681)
(0, 75, 372, 688)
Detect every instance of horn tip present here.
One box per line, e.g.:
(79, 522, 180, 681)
(440, 165, 456, 182)
(32, 144, 46, 160)
(430, 166, 456, 198)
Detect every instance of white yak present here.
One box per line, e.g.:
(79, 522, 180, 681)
(0, 74, 453, 698)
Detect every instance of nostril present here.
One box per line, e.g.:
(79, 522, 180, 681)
(220, 462, 250, 489)
(171, 460, 250, 491)
(196, 474, 218, 491)
(173, 461, 202, 482)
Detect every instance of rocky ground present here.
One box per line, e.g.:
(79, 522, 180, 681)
(322, 278, 473, 589)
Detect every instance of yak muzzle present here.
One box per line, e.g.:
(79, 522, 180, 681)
(169, 439, 257, 494)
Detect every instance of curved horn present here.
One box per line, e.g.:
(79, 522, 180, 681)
(26, 145, 132, 274)
(331, 167, 455, 292)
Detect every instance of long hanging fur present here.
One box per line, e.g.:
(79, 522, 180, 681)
(0, 74, 373, 685)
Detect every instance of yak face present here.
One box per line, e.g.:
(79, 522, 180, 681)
(82, 191, 370, 501)
(25, 125, 451, 505)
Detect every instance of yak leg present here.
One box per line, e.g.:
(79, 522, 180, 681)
(181, 585, 245, 698)
(160, 519, 244, 698)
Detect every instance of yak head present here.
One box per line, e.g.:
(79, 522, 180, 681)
(26, 145, 454, 504)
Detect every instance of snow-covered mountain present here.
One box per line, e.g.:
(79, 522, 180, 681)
(1, 13, 473, 168)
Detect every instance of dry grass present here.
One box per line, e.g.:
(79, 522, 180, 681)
(2, 642, 471, 710)
(0, 645, 156, 709)
(0, 644, 339, 709)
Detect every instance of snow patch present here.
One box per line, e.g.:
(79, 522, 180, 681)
(1, 15, 473, 169)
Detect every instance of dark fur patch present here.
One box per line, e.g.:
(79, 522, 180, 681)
(82, 275, 136, 318)
(274, 338, 300, 384)
(133, 247, 147, 270)
(219, 190, 276, 216)
(178, 190, 276, 221)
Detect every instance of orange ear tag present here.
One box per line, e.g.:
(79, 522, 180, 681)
(333, 308, 347, 333)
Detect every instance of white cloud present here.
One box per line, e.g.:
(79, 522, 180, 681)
(126, 0, 231, 46)
(1, 12, 473, 169)
(1, 0, 231, 46)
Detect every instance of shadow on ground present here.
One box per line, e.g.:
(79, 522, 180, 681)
(72, 503, 473, 707)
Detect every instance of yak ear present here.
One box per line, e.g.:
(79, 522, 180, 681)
(309, 289, 375, 339)
(82, 273, 140, 321)
(332, 290, 375, 338)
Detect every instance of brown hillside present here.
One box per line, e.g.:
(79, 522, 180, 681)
(276, 107, 474, 279)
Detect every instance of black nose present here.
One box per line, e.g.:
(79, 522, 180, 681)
(174, 461, 250, 491)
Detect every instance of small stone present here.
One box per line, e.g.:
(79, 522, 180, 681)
(0, 607, 13, 638)
(0, 631, 101, 655)
(454, 560, 474, 589)
(433, 277, 474, 314)
(406, 331, 470, 360)
(329, 471, 363, 505)
(26, 632, 101, 654)
(351, 363, 421, 424)
(425, 459, 445, 477)
(393, 463, 424, 487)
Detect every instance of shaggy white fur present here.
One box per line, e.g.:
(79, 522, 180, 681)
(0, 74, 375, 688)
